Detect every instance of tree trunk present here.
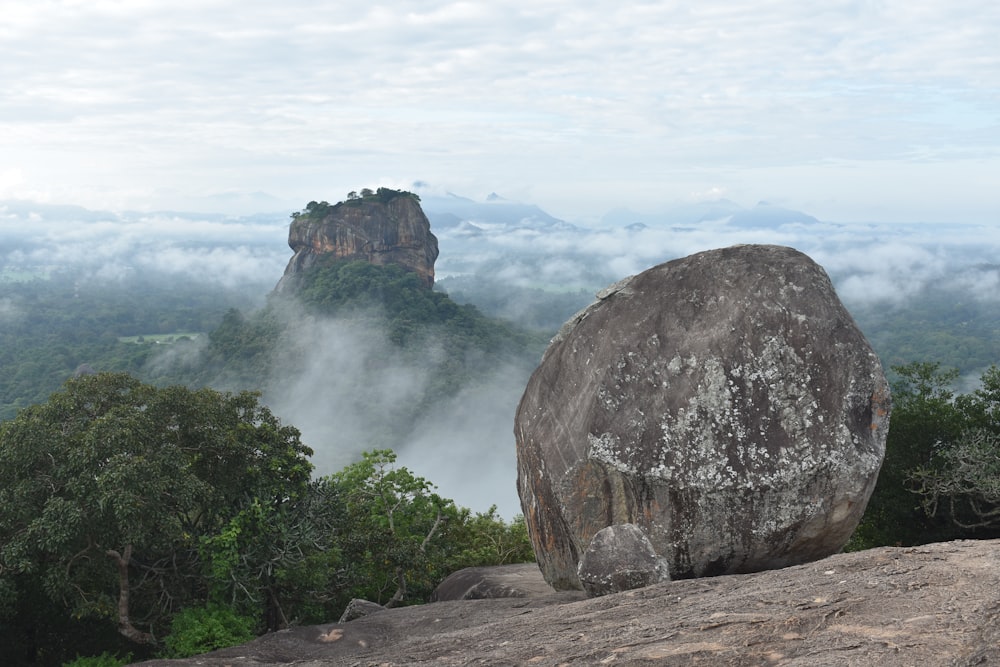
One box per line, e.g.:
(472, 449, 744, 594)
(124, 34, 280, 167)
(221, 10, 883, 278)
(106, 545, 156, 645)
(385, 566, 407, 609)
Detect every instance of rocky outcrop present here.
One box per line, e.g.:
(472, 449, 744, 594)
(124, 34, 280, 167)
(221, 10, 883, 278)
(515, 245, 890, 590)
(275, 192, 439, 292)
(133, 539, 1000, 666)
(430, 563, 567, 602)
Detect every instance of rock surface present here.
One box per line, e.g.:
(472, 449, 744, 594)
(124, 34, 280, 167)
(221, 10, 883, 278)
(275, 192, 439, 292)
(133, 539, 1000, 666)
(515, 245, 890, 590)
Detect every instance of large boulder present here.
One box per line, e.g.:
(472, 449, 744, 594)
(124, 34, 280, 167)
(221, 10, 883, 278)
(515, 245, 890, 591)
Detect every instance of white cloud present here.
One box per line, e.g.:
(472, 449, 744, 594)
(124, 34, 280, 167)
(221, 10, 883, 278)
(1, 0, 998, 220)
(0, 203, 290, 290)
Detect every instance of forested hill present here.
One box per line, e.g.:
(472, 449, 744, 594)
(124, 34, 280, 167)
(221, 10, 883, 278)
(0, 273, 260, 420)
(4, 256, 1000, 422)
(116, 257, 548, 479)
(849, 283, 1000, 379)
(0, 258, 546, 425)
(188, 258, 547, 392)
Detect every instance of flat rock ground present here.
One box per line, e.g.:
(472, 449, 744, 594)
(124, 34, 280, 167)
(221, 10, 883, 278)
(136, 539, 1000, 667)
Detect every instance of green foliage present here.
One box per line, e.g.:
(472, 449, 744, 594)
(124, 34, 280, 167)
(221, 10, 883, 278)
(910, 429, 1000, 529)
(448, 508, 535, 567)
(290, 188, 420, 220)
(852, 289, 1000, 374)
(0, 575, 148, 667)
(848, 362, 965, 549)
(0, 273, 258, 419)
(907, 365, 1000, 531)
(849, 363, 1000, 550)
(0, 373, 314, 648)
(957, 364, 1000, 430)
(61, 652, 133, 667)
(0, 375, 535, 661)
(329, 450, 459, 608)
(196, 477, 346, 629)
(294, 259, 544, 352)
(159, 604, 256, 659)
(324, 450, 534, 614)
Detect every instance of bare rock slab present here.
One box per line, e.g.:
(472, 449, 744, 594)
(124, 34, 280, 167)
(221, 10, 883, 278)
(132, 539, 1000, 666)
(515, 245, 890, 589)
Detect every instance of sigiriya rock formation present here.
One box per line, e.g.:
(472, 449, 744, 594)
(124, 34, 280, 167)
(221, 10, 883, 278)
(274, 189, 439, 293)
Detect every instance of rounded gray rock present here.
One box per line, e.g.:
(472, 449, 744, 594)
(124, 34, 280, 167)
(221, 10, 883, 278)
(515, 245, 890, 590)
(577, 523, 670, 597)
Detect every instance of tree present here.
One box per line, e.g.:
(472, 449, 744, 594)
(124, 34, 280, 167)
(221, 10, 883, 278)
(447, 507, 535, 567)
(329, 450, 457, 608)
(850, 363, 1000, 549)
(908, 365, 1000, 533)
(957, 365, 1000, 430)
(849, 362, 966, 548)
(911, 428, 1000, 530)
(0, 373, 314, 651)
(197, 476, 345, 630)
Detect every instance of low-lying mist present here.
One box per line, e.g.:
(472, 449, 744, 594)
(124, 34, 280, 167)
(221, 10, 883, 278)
(0, 201, 290, 295)
(155, 301, 538, 519)
(8, 195, 1000, 519)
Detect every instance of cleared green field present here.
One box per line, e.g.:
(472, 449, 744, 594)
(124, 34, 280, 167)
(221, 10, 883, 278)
(118, 332, 204, 344)
(0, 268, 51, 282)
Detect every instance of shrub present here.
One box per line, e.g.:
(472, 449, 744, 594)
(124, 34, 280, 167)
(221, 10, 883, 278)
(160, 604, 257, 658)
(62, 652, 132, 667)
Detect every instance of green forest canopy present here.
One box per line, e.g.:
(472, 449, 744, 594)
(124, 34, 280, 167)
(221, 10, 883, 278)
(0, 373, 533, 665)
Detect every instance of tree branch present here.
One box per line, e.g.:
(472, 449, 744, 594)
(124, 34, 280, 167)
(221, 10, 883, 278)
(420, 509, 445, 554)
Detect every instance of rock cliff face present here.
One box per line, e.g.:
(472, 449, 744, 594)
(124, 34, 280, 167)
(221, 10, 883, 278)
(515, 245, 890, 590)
(275, 193, 439, 292)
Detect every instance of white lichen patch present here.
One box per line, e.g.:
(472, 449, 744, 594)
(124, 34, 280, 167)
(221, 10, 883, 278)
(591, 331, 879, 509)
(588, 432, 633, 474)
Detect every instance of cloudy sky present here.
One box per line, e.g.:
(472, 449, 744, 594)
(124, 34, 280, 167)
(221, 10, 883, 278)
(2, 1, 998, 223)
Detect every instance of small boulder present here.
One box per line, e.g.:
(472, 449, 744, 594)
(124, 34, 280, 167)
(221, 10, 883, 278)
(431, 563, 557, 602)
(338, 598, 385, 623)
(577, 523, 670, 597)
(515, 245, 890, 590)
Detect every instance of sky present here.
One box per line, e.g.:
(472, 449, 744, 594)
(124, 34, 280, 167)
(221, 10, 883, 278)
(2, 0, 999, 224)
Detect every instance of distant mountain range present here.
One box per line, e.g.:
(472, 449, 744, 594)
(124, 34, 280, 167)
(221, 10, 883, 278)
(418, 192, 821, 233)
(418, 192, 576, 231)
